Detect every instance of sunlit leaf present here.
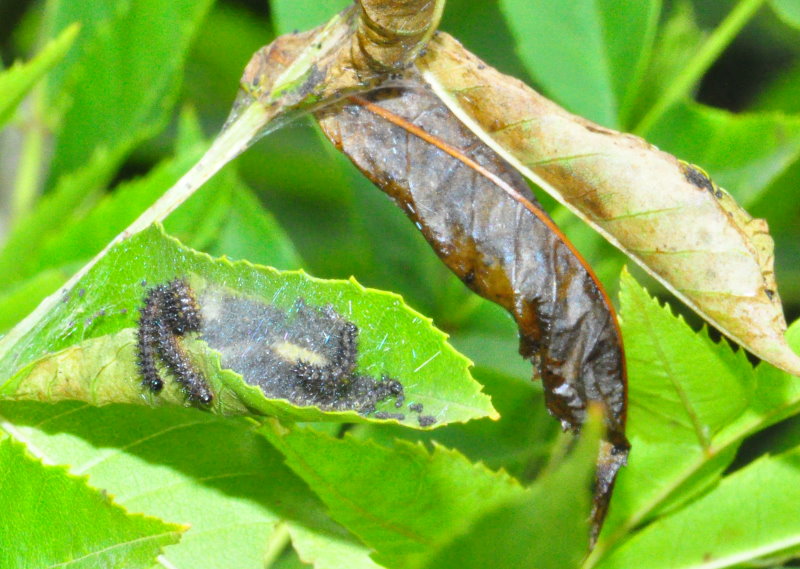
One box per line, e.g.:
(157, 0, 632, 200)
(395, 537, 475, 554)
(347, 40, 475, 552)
(0, 402, 347, 569)
(592, 279, 800, 567)
(0, 436, 183, 568)
(287, 523, 385, 569)
(598, 269, 754, 549)
(598, 444, 800, 569)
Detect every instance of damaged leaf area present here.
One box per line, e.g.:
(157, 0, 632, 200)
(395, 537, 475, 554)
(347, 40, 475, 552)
(316, 80, 628, 534)
(0, 226, 493, 428)
(417, 31, 800, 377)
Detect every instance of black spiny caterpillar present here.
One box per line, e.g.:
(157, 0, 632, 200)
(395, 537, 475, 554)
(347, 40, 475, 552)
(136, 278, 213, 405)
(136, 279, 431, 424)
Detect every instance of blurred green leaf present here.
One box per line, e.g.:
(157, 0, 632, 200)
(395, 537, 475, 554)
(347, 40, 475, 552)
(0, 268, 69, 334)
(270, 0, 350, 35)
(438, 0, 532, 83)
(272, 548, 314, 569)
(28, 141, 227, 279)
(0, 435, 183, 568)
(181, 4, 272, 134)
(0, 110, 301, 322)
(0, 24, 78, 129)
(42, 0, 214, 188)
(770, 0, 800, 29)
(755, 63, 800, 114)
(498, 0, 661, 127)
(624, 0, 705, 128)
(261, 420, 524, 569)
(208, 184, 304, 270)
(0, 146, 118, 293)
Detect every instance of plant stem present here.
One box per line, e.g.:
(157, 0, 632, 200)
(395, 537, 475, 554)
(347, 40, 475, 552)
(634, 0, 767, 135)
(10, 113, 45, 225)
(0, 101, 268, 361)
(262, 522, 292, 567)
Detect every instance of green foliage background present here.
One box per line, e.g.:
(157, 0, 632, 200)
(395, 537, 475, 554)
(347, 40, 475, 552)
(1, 1, 800, 568)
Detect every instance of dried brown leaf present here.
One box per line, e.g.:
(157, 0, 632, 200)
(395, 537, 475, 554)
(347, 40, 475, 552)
(417, 32, 800, 376)
(316, 80, 628, 538)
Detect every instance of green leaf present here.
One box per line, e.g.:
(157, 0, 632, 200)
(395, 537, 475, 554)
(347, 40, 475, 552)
(182, 4, 273, 127)
(770, 0, 800, 28)
(42, 0, 215, 188)
(0, 435, 183, 568)
(4, 139, 219, 288)
(598, 444, 800, 569)
(0, 225, 493, 427)
(261, 420, 523, 569)
(270, 0, 350, 35)
(351, 364, 559, 481)
(624, 0, 705, 128)
(0, 402, 343, 569)
(595, 267, 755, 552)
(272, 548, 314, 569)
(646, 102, 800, 206)
(0, 24, 78, 128)
(422, 411, 602, 569)
(755, 63, 800, 114)
(209, 184, 304, 270)
(0, 141, 118, 293)
(606, 270, 755, 539)
(438, 0, 532, 85)
(497, 0, 661, 127)
(591, 280, 800, 567)
(619, 267, 756, 445)
(287, 523, 385, 569)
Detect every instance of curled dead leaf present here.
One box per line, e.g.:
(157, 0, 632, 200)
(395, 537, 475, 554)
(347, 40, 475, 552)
(316, 79, 628, 538)
(417, 32, 800, 376)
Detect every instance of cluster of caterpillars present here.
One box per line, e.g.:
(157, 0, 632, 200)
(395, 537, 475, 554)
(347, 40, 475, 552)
(136, 278, 213, 405)
(134, 279, 434, 425)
